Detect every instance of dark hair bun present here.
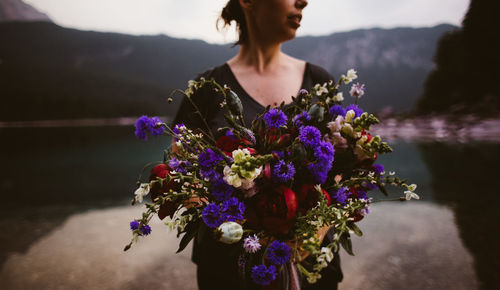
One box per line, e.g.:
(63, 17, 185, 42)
(218, 0, 248, 44)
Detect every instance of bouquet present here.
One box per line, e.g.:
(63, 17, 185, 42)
(124, 69, 419, 285)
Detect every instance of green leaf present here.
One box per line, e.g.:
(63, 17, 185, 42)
(308, 104, 325, 122)
(378, 182, 388, 196)
(340, 233, 355, 256)
(349, 222, 363, 237)
(226, 90, 243, 116)
(176, 221, 199, 253)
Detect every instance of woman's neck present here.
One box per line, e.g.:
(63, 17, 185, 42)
(230, 40, 285, 73)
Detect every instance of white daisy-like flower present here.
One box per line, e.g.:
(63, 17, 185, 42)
(333, 92, 344, 102)
(134, 183, 150, 203)
(243, 234, 262, 253)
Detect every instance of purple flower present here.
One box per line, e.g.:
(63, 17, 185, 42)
(266, 240, 291, 266)
(314, 141, 335, 164)
(130, 220, 152, 236)
(331, 187, 349, 205)
(251, 264, 277, 285)
(362, 180, 378, 190)
(212, 178, 234, 201)
(272, 160, 295, 183)
(351, 189, 367, 200)
(243, 234, 262, 253)
(292, 111, 311, 127)
(172, 123, 186, 141)
(134, 115, 164, 140)
(307, 162, 330, 184)
(299, 126, 321, 148)
(298, 89, 309, 95)
(202, 203, 224, 228)
(199, 168, 221, 181)
(168, 157, 191, 174)
(221, 197, 245, 222)
(345, 104, 363, 118)
(198, 149, 223, 168)
(329, 105, 346, 118)
(373, 164, 385, 175)
(264, 108, 288, 129)
(349, 82, 366, 98)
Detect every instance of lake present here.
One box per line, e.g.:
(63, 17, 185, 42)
(0, 125, 498, 290)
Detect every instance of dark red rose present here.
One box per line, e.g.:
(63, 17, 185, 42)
(216, 136, 240, 153)
(149, 164, 179, 220)
(246, 185, 298, 235)
(297, 184, 332, 215)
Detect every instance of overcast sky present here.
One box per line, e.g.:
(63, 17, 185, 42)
(25, 0, 470, 44)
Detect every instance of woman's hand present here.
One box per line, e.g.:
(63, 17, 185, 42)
(287, 225, 331, 262)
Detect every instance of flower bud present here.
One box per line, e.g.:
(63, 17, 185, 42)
(218, 222, 243, 244)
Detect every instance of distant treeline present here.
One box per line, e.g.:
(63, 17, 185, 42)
(417, 0, 500, 116)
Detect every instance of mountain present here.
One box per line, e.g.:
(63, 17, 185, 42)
(0, 22, 456, 121)
(0, 0, 51, 22)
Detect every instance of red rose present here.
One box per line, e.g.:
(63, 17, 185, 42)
(149, 164, 179, 220)
(297, 184, 332, 215)
(216, 136, 240, 154)
(246, 185, 298, 235)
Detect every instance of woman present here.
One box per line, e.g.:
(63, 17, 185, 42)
(173, 0, 343, 289)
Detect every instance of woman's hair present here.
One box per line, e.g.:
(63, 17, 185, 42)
(218, 0, 248, 45)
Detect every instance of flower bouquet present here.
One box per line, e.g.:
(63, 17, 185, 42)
(124, 69, 419, 285)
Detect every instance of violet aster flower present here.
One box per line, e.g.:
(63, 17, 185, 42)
(373, 164, 385, 175)
(243, 234, 262, 253)
(307, 162, 331, 184)
(263, 108, 288, 129)
(292, 111, 311, 127)
(272, 160, 296, 183)
(329, 105, 346, 118)
(129, 220, 152, 236)
(349, 82, 366, 98)
(331, 187, 349, 205)
(134, 115, 153, 140)
(168, 157, 191, 174)
(134, 115, 165, 140)
(345, 104, 364, 118)
(212, 178, 235, 201)
(149, 116, 165, 136)
(298, 89, 309, 95)
(221, 197, 245, 222)
(314, 141, 335, 164)
(299, 126, 321, 148)
(266, 240, 291, 266)
(202, 203, 224, 228)
(251, 264, 277, 286)
(198, 148, 223, 168)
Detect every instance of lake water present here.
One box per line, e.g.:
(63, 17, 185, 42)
(0, 125, 498, 290)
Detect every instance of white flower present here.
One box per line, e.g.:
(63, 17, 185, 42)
(327, 115, 344, 133)
(223, 166, 242, 188)
(232, 148, 251, 163)
(243, 234, 261, 253)
(321, 247, 334, 262)
(344, 110, 356, 123)
(342, 69, 358, 84)
(408, 184, 417, 192)
(314, 83, 328, 96)
(218, 222, 243, 244)
(333, 92, 344, 102)
(134, 183, 150, 203)
(405, 191, 420, 200)
(349, 83, 366, 98)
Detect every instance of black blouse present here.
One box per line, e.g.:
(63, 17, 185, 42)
(172, 62, 343, 290)
(173, 62, 334, 138)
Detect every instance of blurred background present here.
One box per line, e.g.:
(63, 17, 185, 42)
(0, 0, 499, 289)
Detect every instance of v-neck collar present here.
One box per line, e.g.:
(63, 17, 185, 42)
(223, 62, 310, 108)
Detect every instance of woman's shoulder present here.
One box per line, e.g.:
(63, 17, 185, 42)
(307, 62, 335, 84)
(194, 63, 229, 81)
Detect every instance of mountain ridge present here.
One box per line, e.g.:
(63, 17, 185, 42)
(0, 21, 457, 121)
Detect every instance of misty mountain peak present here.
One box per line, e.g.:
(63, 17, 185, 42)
(0, 0, 51, 22)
